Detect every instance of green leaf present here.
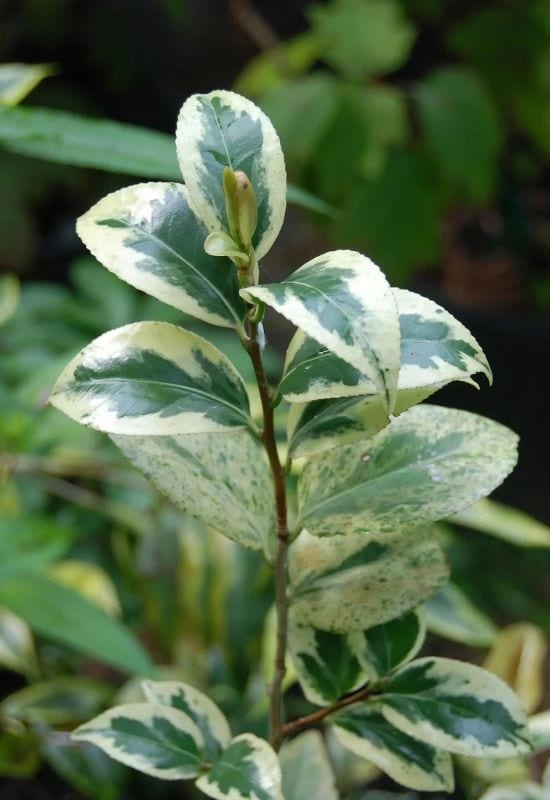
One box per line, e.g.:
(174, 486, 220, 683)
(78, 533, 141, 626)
(0, 608, 37, 676)
(0, 274, 19, 325)
(0, 730, 39, 778)
(0, 574, 153, 676)
(289, 528, 448, 632)
(1, 677, 111, 726)
(112, 429, 275, 556)
(0, 515, 73, 575)
(309, 0, 416, 80)
(243, 250, 400, 413)
(176, 90, 286, 260)
(141, 680, 231, 762)
(0, 63, 55, 106)
(298, 405, 518, 537)
(381, 657, 530, 757)
(235, 32, 322, 97)
(349, 610, 426, 680)
(280, 730, 339, 800)
(450, 498, 550, 548)
(48, 560, 121, 617)
(424, 583, 498, 647)
(76, 182, 247, 331)
(415, 67, 503, 204)
(332, 705, 454, 792)
(50, 322, 252, 435)
(42, 734, 127, 800)
(196, 734, 283, 800)
(287, 615, 364, 705)
(74, 703, 204, 780)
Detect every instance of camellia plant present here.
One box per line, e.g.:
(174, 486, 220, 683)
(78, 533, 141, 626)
(50, 90, 531, 798)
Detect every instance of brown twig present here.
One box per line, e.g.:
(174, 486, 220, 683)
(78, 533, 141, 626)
(282, 685, 373, 738)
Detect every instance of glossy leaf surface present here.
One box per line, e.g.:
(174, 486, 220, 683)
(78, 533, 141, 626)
(196, 734, 283, 800)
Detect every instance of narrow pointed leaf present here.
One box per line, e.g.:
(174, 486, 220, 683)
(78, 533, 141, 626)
(73, 703, 204, 779)
(332, 705, 454, 793)
(112, 429, 275, 556)
(0, 63, 55, 106)
(289, 528, 448, 633)
(348, 610, 426, 680)
(280, 731, 339, 800)
(76, 182, 247, 330)
(195, 734, 283, 800)
(142, 680, 231, 762)
(287, 615, 364, 706)
(50, 322, 251, 435)
(381, 657, 530, 757)
(242, 250, 400, 412)
(176, 90, 286, 260)
(450, 498, 550, 548)
(298, 405, 518, 537)
(424, 583, 498, 647)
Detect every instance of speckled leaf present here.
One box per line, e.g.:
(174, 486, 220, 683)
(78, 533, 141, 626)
(142, 680, 231, 762)
(242, 250, 400, 412)
(287, 614, 364, 706)
(176, 90, 286, 260)
(424, 583, 497, 647)
(76, 182, 246, 331)
(348, 610, 426, 680)
(381, 657, 530, 757)
(332, 705, 454, 793)
(280, 731, 339, 800)
(73, 703, 205, 779)
(112, 429, 275, 556)
(289, 528, 448, 633)
(298, 405, 518, 537)
(195, 734, 283, 800)
(50, 322, 252, 435)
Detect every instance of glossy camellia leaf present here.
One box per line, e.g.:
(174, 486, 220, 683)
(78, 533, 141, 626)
(380, 657, 530, 757)
(287, 614, 364, 706)
(76, 182, 247, 331)
(280, 730, 338, 800)
(195, 734, 283, 800)
(112, 429, 275, 556)
(289, 528, 448, 633)
(73, 703, 205, 780)
(298, 405, 518, 537)
(332, 705, 454, 792)
(0, 677, 111, 726)
(176, 90, 286, 260)
(50, 322, 252, 436)
(243, 250, 400, 413)
(424, 582, 498, 647)
(349, 610, 426, 680)
(142, 680, 231, 762)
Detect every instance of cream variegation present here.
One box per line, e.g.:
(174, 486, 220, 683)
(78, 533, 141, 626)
(280, 731, 339, 800)
(195, 734, 283, 800)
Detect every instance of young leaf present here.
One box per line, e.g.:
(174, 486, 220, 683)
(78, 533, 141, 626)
(298, 405, 518, 537)
(195, 734, 283, 800)
(0, 63, 56, 106)
(424, 583, 498, 648)
(112, 429, 275, 556)
(243, 250, 400, 412)
(76, 183, 247, 331)
(141, 680, 231, 762)
(1, 677, 111, 726)
(332, 705, 454, 792)
(280, 730, 339, 800)
(73, 703, 204, 780)
(380, 657, 531, 757)
(348, 610, 426, 680)
(287, 614, 364, 706)
(50, 322, 252, 436)
(176, 90, 286, 260)
(289, 528, 448, 632)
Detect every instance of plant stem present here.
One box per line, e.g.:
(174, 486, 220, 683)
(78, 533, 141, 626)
(282, 685, 372, 738)
(245, 319, 289, 752)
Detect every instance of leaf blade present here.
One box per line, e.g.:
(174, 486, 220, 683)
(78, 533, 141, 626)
(195, 734, 283, 800)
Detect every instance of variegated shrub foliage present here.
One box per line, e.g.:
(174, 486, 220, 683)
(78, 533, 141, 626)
(51, 90, 530, 799)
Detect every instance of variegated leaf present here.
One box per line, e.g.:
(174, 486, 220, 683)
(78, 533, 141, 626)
(424, 583, 498, 647)
(142, 680, 231, 762)
(50, 322, 252, 435)
(112, 429, 275, 556)
(298, 404, 518, 537)
(176, 90, 286, 260)
(332, 705, 454, 793)
(289, 528, 448, 633)
(348, 610, 426, 680)
(73, 703, 205, 779)
(280, 730, 339, 800)
(381, 657, 530, 757)
(287, 614, 365, 706)
(479, 785, 544, 800)
(287, 394, 389, 458)
(450, 498, 550, 548)
(483, 623, 547, 714)
(528, 710, 550, 754)
(195, 734, 283, 800)
(76, 182, 247, 331)
(0, 677, 111, 726)
(242, 250, 400, 412)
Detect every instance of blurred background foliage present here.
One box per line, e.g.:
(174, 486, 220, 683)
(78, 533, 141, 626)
(1, 1, 550, 798)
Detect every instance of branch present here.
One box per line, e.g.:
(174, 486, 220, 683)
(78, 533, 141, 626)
(282, 685, 373, 738)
